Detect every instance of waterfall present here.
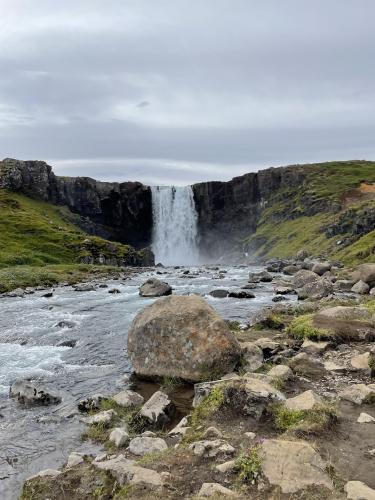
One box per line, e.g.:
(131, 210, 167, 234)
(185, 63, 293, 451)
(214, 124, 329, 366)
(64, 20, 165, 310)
(151, 186, 200, 266)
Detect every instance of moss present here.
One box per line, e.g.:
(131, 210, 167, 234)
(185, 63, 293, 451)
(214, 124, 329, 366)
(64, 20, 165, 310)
(271, 403, 337, 433)
(160, 376, 184, 392)
(227, 320, 241, 331)
(235, 446, 262, 484)
(136, 448, 173, 466)
(253, 313, 285, 331)
(286, 314, 334, 340)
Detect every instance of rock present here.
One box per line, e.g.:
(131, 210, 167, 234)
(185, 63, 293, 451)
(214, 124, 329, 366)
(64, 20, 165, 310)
(254, 338, 280, 354)
(74, 283, 95, 292)
(324, 361, 346, 373)
(113, 390, 144, 408)
(9, 380, 61, 406)
(139, 391, 174, 427)
(27, 469, 62, 480)
(249, 270, 273, 282)
(351, 280, 370, 294)
(108, 288, 121, 294)
(283, 265, 299, 275)
(78, 394, 104, 412)
(139, 278, 172, 297)
(297, 277, 333, 300)
(370, 288, 375, 296)
(352, 263, 375, 287)
(245, 431, 256, 439)
(296, 249, 309, 260)
(260, 439, 333, 494)
(197, 483, 236, 497)
(292, 270, 320, 288)
(94, 455, 163, 487)
(223, 377, 285, 420)
(240, 342, 264, 372)
(128, 295, 241, 382)
(312, 261, 331, 276)
(42, 291, 53, 298)
(228, 290, 255, 299)
(82, 409, 117, 425)
(313, 306, 375, 341)
(272, 295, 287, 302)
(109, 428, 129, 448)
(6, 288, 25, 297)
(209, 289, 229, 298)
(339, 384, 375, 404)
(357, 412, 375, 423)
(288, 352, 325, 378)
(275, 286, 295, 295)
(128, 436, 168, 456)
(350, 352, 371, 372)
(215, 460, 236, 473)
(203, 426, 223, 439)
(285, 390, 323, 411)
(344, 481, 375, 500)
(242, 283, 258, 289)
(57, 339, 77, 348)
(168, 417, 190, 438)
(301, 339, 330, 355)
(66, 452, 84, 468)
(189, 440, 235, 458)
(334, 280, 355, 292)
(55, 320, 76, 329)
(268, 365, 293, 382)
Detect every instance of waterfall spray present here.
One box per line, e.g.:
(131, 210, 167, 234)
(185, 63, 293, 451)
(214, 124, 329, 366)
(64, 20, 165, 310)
(151, 186, 199, 266)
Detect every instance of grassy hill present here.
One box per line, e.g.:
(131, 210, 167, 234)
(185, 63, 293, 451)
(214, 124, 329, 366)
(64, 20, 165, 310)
(245, 161, 375, 265)
(0, 189, 148, 292)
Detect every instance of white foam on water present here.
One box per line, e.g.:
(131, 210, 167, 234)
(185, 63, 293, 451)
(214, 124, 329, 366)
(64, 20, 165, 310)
(0, 343, 71, 394)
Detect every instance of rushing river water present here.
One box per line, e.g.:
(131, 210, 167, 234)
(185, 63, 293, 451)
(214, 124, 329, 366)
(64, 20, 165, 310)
(0, 265, 288, 499)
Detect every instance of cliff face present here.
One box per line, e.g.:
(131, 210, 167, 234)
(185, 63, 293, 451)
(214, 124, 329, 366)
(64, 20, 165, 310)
(0, 158, 152, 248)
(192, 166, 306, 257)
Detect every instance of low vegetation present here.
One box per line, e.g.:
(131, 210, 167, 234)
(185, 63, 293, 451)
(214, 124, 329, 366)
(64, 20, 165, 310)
(235, 446, 262, 484)
(271, 403, 337, 433)
(286, 314, 334, 340)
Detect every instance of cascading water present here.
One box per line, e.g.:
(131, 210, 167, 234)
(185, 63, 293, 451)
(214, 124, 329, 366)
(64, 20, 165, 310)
(151, 185, 200, 265)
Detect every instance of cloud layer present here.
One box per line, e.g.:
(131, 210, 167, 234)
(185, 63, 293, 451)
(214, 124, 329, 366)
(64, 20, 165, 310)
(1, 0, 374, 184)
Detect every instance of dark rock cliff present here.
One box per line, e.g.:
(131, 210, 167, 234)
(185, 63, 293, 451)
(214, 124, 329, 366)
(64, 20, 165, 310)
(192, 166, 305, 257)
(0, 158, 152, 248)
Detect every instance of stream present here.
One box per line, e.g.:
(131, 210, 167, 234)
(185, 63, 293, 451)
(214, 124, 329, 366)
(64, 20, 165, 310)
(0, 265, 289, 499)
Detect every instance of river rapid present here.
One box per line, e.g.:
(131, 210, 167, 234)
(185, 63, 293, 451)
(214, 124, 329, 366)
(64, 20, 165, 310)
(0, 265, 289, 499)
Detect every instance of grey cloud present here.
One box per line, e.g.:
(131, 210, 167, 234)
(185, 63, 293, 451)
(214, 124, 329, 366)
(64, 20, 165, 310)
(0, 0, 375, 184)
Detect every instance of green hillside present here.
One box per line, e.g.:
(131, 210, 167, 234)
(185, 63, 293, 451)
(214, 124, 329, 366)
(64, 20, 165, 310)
(246, 161, 375, 265)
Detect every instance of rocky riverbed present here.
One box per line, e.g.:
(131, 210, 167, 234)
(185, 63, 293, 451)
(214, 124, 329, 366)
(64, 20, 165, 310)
(0, 264, 281, 499)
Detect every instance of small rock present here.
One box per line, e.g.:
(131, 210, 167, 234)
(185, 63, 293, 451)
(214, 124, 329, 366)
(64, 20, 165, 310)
(268, 365, 293, 382)
(312, 262, 331, 276)
(9, 380, 61, 406)
(78, 394, 104, 412)
(128, 436, 168, 456)
(109, 428, 130, 447)
(203, 426, 223, 439)
(244, 432, 256, 440)
(189, 440, 235, 458)
(27, 469, 61, 480)
(66, 452, 84, 468)
(215, 460, 236, 473)
(339, 384, 375, 405)
(198, 482, 236, 497)
(168, 417, 190, 438)
(209, 289, 229, 298)
(275, 286, 295, 295)
(350, 352, 371, 372)
(113, 390, 144, 408)
(351, 280, 370, 295)
(240, 342, 264, 372)
(344, 481, 375, 500)
(94, 455, 163, 487)
(74, 283, 95, 292)
(82, 409, 117, 425)
(139, 278, 172, 297)
(139, 391, 174, 427)
(357, 412, 375, 423)
(301, 339, 330, 355)
(108, 288, 121, 294)
(228, 290, 255, 299)
(55, 320, 76, 329)
(57, 339, 77, 348)
(285, 390, 323, 411)
(42, 291, 53, 298)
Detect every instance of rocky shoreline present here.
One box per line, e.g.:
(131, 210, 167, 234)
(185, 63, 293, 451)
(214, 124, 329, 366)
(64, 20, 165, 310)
(14, 259, 375, 499)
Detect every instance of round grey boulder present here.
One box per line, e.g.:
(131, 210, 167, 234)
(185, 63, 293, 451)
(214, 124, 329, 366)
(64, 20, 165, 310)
(139, 278, 172, 297)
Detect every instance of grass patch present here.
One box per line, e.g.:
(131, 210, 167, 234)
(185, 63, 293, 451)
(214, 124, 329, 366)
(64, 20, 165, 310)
(235, 446, 262, 484)
(286, 314, 334, 340)
(136, 447, 173, 466)
(271, 403, 337, 433)
(253, 313, 285, 331)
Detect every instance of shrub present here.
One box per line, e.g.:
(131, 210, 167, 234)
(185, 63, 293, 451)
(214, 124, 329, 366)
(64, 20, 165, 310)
(235, 446, 262, 484)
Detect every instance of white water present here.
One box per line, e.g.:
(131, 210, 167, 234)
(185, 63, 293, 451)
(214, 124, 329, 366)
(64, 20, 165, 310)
(151, 186, 200, 265)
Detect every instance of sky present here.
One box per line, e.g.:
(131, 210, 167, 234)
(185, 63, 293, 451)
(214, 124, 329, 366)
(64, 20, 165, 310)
(1, 0, 375, 185)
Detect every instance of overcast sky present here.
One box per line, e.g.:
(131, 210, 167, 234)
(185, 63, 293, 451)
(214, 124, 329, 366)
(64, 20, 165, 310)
(1, 1, 374, 185)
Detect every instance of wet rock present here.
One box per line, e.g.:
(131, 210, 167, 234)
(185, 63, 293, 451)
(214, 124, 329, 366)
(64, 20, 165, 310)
(198, 483, 236, 497)
(66, 452, 84, 468)
(339, 383, 375, 404)
(109, 428, 130, 447)
(272, 295, 287, 302)
(128, 295, 241, 382)
(189, 439, 235, 458)
(285, 390, 323, 411)
(55, 320, 76, 329)
(228, 290, 255, 299)
(242, 283, 258, 289)
(78, 394, 104, 412)
(98, 283, 108, 288)
(344, 481, 375, 500)
(209, 289, 229, 298)
(42, 291, 53, 298)
(312, 261, 331, 276)
(128, 436, 168, 456)
(108, 288, 121, 294)
(239, 342, 264, 372)
(249, 270, 273, 282)
(94, 455, 163, 487)
(113, 389, 144, 408)
(275, 286, 295, 294)
(82, 409, 117, 425)
(57, 339, 77, 347)
(260, 439, 333, 494)
(139, 278, 172, 297)
(74, 283, 96, 292)
(357, 412, 375, 423)
(139, 391, 174, 427)
(351, 280, 370, 294)
(9, 380, 61, 406)
(6, 288, 25, 298)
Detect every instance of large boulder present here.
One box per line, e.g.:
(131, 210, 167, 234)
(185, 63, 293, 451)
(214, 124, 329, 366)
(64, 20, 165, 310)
(292, 270, 320, 288)
(128, 295, 241, 382)
(351, 280, 370, 294)
(345, 481, 375, 500)
(313, 306, 375, 341)
(139, 278, 172, 297)
(297, 278, 333, 300)
(311, 261, 332, 276)
(352, 264, 375, 287)
(260, 439, 333, 494)
(9, 380, 61, 406)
